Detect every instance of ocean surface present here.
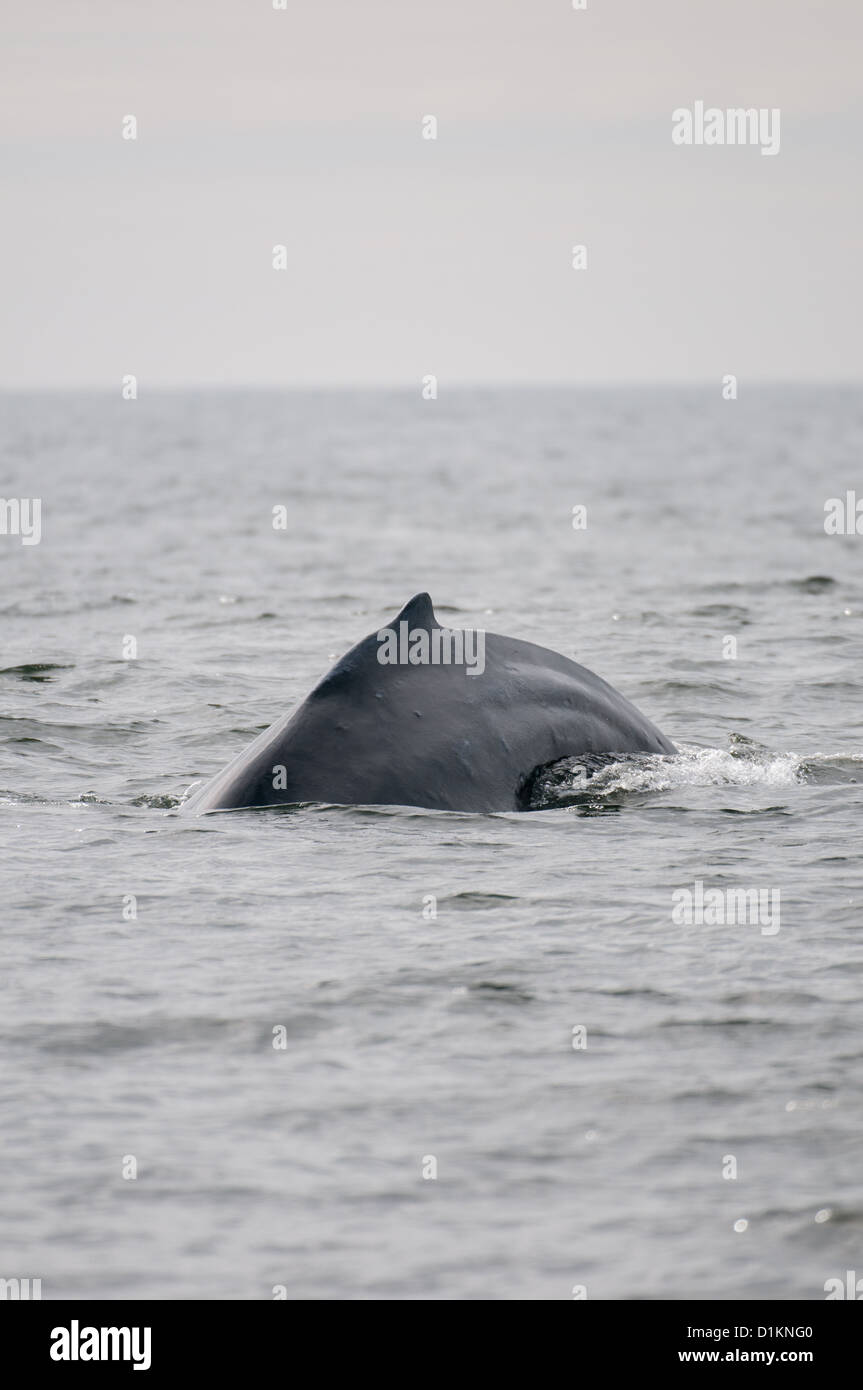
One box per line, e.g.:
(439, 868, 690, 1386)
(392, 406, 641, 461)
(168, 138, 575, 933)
(1, 386, 862, 1300)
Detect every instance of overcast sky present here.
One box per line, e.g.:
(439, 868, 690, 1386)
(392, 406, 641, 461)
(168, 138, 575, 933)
(2, 0, 861, 386)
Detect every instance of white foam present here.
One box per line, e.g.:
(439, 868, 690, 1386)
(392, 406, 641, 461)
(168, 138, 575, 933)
(544, 743, 807, 801)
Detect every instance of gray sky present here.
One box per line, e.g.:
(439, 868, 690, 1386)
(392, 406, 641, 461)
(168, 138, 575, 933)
(2, 0, 861, 386)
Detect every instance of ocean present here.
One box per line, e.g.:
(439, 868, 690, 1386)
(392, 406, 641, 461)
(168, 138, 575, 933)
(1, 385, 861, 1299)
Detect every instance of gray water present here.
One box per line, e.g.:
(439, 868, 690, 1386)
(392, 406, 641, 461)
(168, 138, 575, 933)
(2, 386, 862, 1300)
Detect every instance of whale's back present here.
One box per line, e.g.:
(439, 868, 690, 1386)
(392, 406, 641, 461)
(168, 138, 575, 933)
(182, 593, 676, 814)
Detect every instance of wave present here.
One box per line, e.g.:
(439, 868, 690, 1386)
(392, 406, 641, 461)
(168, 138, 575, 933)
(528, 737, 863, 809)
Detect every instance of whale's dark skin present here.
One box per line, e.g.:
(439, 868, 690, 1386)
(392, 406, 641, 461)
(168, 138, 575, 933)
(181, 593, 676, 815)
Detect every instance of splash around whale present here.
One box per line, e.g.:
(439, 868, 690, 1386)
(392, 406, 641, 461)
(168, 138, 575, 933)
(181, 593, 677, 815)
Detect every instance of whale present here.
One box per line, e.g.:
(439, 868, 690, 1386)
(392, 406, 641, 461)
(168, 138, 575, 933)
(181, 592, 676, 815)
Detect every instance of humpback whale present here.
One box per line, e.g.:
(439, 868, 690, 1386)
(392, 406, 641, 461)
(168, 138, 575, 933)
(182, 593, 676, 815)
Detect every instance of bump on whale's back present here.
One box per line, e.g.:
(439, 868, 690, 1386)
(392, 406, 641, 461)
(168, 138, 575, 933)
(308, 592, 439, 700)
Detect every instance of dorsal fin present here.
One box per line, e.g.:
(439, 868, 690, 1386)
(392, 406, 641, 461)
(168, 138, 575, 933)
(391, 592, 439, 630)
